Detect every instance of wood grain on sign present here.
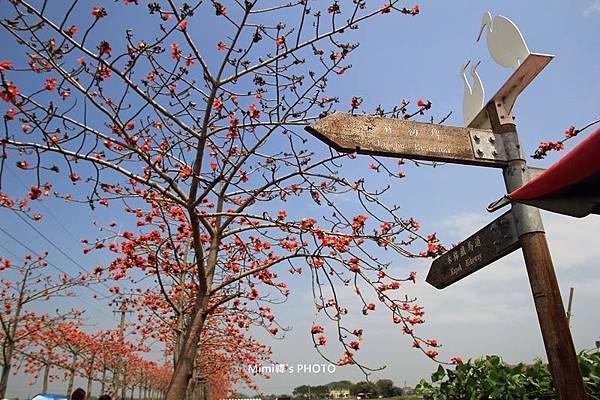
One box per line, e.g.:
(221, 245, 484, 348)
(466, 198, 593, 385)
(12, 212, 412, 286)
(426, 210, 521, 289)
(305, 113, 506, 167)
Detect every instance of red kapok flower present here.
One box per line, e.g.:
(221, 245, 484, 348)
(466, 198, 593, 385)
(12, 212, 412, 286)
(214, 2, 227, 16)
(0, 61, 12, 71)
(44, 77, 57, 91)
(1, 83, 19, 103)
(91, 7, 107, 19)
(98, 41, 112, 57)
(426, 350, 439, 358)
(564, 126, 578, 138)
(69, 172, 81, 182)
(5, 108, 16, 120)
(248, 103, 260, 119)
(16, 161, 29, 169)
(311, 325, 324, 334)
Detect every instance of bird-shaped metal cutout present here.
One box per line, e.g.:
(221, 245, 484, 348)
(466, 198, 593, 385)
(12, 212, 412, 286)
(461, 60, 485, 126)
(477, 12, 530, 70)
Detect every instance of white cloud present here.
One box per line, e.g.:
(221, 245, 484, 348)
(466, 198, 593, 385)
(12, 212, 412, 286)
(584, 0, 600, 16)
(542, 211, 600, 269)
(441, 211, 490, 239)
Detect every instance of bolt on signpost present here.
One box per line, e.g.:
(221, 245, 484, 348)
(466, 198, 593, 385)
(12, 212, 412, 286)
(306, 13, 587, 400)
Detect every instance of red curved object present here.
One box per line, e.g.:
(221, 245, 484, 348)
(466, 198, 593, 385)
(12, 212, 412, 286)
(508, 126, 600, 217)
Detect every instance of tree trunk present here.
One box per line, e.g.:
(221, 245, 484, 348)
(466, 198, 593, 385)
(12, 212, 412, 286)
(0, 281, 25, 399)
(100, 367, 107, 395)
(164, 307, 208, 399)
(199, 381, 208, 400)
(112, 368, 119, 398)
(86, 369, 94, 399)
(121, 370, 127, 400)
(66, 368, 75, 397)
(0, 357, 13, 399)
(42, 362, 50, 392)
(66, 354, 77, 397)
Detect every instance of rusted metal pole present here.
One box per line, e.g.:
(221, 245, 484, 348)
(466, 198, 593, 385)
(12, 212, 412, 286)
(567, 287, 575, 325)
(487, 102, 586, 400)
(520, 233, 585, 398)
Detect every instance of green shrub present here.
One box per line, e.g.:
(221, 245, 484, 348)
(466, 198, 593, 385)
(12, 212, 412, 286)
(416, 339, 600, 400)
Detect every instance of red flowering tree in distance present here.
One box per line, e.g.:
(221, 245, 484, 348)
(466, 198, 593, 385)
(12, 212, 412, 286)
(0, 254, 85, 397)
(0, 0, 453, 396)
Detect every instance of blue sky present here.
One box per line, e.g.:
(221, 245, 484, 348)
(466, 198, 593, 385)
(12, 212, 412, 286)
(1, 0, 599, 396)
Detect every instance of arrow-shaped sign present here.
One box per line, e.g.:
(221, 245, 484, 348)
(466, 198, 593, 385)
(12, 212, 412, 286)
(305, 113, 507, 167)
(426, 210, 521, 289)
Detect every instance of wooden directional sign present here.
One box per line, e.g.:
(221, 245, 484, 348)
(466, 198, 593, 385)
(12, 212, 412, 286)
(426, 210, 521, 289)
(305, 113, 508, 167)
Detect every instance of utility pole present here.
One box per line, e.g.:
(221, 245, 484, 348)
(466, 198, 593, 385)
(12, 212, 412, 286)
(486, 102, 586, 399)
(567, 287, 575, 326)
(113, 298, 132, 400)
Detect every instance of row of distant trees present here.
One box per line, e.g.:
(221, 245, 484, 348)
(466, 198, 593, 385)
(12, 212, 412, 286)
(0, 254, 171, 399)
(292, 379, 406, 398)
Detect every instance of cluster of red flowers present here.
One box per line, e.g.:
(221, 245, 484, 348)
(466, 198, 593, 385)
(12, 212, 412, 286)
(338, 350, 354, 365)
(91, 6, 107, 19)
(350, 96, 363, 110)
(214, 1, 227, 16)
(311, 324, 324, 334)
(401, 4, 420, 15)
(532, 141, 565, 159)
(532, 119, 599, 159)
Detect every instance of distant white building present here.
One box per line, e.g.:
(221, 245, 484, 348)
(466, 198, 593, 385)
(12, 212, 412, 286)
(329, 388, 351, 399)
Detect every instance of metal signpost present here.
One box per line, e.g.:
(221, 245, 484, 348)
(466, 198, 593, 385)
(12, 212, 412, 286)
(306, 12, 587, 400)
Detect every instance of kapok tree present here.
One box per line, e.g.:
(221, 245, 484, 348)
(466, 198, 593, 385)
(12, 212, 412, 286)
(0, 1, 451, 397)
(21, 323, 72, 393)
(93, 202, 275, 395)
(0, 254, 85, 398)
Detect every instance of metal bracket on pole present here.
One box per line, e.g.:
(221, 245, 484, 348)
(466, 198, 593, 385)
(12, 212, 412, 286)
(477, 99, 545, 236)
(504, 166, 545, 236)
(490, 211, 519, 252)
(468, 53, 554, 130)
(486, 165, 547, 213)
(469, 129, 508, 162)
(493, 101, 515, 126)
